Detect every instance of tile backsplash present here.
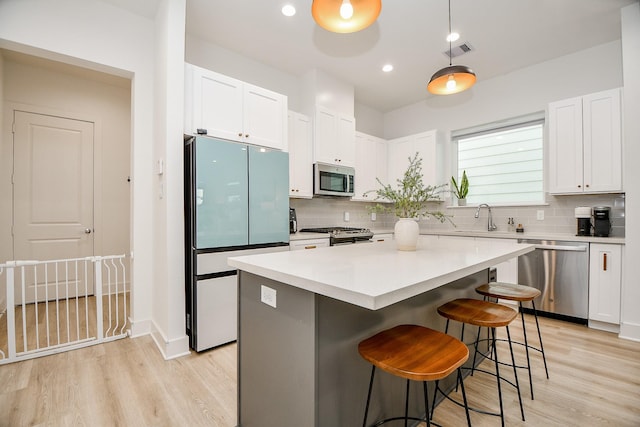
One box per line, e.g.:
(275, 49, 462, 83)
(290, 193, 625, 237)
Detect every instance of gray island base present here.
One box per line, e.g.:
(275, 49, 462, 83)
(230, 237, 535, 427)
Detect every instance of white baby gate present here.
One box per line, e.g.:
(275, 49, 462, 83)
(0, 255, 129, 364)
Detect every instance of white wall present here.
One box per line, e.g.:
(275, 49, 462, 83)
(150, 0, 189, 358)
(383, 41, 623, 140)
(354, 101, 384, 137)
(0, 0, 165, 351)
(620, 2, 640, 342)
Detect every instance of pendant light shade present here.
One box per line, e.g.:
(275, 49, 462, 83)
(427, 0, 476, 95)
(312, 0, 382, 34)
(427, 65, 476, 95)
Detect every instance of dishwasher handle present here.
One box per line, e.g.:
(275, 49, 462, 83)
(533, 244, 588, 252)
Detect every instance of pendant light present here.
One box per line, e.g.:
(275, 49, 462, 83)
(427, 0, 476, 95)
(312, 0, 382, 34)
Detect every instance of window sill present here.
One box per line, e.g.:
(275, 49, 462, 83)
(446, 202, 550, 209)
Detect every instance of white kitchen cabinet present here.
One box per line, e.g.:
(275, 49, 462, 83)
(387, 130, 444, 190)
(288, 111, 313, 198)
(290, 238, 330, 250)
(314, 106, 356, 166)
(548, 88, 622, 194)
(185, 63, 287, 150)
(353, 132, 388, 201)
(589, 243, 622, 326)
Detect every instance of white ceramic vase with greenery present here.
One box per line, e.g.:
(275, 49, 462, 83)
(369, 153, 452, 251)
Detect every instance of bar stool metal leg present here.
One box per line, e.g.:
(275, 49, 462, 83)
(506, 326, 526, 421)
(531, 301, 549, 379)
(363, 365, 376, 427)
(519, 301, 535, 398)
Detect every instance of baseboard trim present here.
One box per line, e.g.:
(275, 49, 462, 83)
(129, 317, 152, 338)
(619, 321, 640, 342)
(150, 322, 191, 360)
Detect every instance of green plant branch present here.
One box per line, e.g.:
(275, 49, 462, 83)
(366, 152, 454, 225)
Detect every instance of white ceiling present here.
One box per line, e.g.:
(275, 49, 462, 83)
(105, 0, 636, 113)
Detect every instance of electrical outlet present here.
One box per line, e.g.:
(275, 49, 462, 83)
(370, 212, 376, 221)
(537, 210, 544, 220)
(344, 211, 350, 222)
(261, 285, 277, 308)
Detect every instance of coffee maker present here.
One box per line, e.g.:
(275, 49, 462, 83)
(592, 206, 611, 237)
(574, 207, 591, 236)
(289, 208, 297, 233)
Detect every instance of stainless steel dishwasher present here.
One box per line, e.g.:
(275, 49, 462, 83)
(517, 239, 589, 324)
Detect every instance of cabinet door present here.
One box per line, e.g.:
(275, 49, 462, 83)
(244, 84, 287, 150)
(387, 136, 413, 187)
(414, 131, 440, 186)
(353, 132, 377, 201)
(337, 115, 356, 166)
(313, 106, 355, 166)
(288, 111, 313, 198)
(192, 66, 244, 141)
(589, 243, 621, 324)
(548, 97, 583, 194)
(289, 238, 330, 250)
(583, 88, 622, 193)
(314, 106, 338, 164)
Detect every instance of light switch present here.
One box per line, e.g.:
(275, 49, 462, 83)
(344, 212, 350, 222)
(537, 210, 544, 220)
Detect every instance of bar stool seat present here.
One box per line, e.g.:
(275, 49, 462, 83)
(437, 298, 525, 426)
(358, 324, 471, 427)
(475, 282, 549, 399)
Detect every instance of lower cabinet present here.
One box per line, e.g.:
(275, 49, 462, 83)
(589, 243, 622, 327)
(290, 238, 330, 251)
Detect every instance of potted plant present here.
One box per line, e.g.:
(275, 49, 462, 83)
(451, 170, 469, 206)
(369, 152, 452, 251)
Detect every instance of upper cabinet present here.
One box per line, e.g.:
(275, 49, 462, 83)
(353, 132, 388, 202)
(288, 111, 313, 198)
(548, 88, 622, 194)
(387, 130, 444, 189)
(185, 63, 288, 151)
(314, 106, 356, 167)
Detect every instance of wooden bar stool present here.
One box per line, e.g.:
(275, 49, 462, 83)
(358, 324, 471, 427)
(475, 282, 549, 399)
(436, 298, 525, 426)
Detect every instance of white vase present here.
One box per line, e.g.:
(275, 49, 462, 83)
(394, 218, 419, 251)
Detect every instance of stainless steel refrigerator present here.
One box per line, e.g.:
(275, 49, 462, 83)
(185, 135, 289, 351)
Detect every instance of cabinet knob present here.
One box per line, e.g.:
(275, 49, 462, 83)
(578, 185, 582, 188)
(238, 132, 243, 137)
(585, 184, 590, 188)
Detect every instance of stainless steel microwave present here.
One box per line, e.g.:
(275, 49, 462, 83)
(314, 163, 355, 197)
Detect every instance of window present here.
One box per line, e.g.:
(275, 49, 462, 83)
(453, 118, 544, 205)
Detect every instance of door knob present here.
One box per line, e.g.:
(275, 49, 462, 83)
(85, 228, 92, 234)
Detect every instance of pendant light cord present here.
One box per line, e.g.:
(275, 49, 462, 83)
(448, 0, 452, 66)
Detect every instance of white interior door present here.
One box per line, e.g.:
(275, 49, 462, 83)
(12, 111, 95, 302)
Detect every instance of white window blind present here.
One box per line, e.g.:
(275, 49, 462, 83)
(455, 121, 544, 205)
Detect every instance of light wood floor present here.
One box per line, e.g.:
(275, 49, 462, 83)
(0, 315, 638, 426)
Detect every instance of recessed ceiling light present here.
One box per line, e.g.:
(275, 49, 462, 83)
(446, 32, 460, 42)
(282, 4, 296, 17)
(382, 64, 393, 72)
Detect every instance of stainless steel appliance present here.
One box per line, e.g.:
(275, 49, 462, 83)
(593, 206, 611, 237)
(299, 226, 373, 245)
(289, 208, 297, 233)
(313, 163, 355, 197)
(518, 239, 589, 324)
(184, 135, 290, 351)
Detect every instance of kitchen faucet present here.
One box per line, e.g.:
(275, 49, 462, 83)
(475, 203, 498, 231)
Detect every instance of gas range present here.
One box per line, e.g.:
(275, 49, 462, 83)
(299, 227, 374, 246)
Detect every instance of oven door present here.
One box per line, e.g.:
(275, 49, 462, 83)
(314, 163, 355, 196)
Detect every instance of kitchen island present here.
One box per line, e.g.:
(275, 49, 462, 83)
(228, 236, 534, 427)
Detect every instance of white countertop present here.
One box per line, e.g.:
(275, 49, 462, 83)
(229, 236, 535, 310)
